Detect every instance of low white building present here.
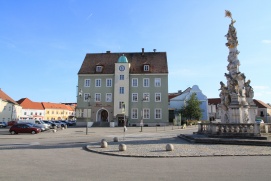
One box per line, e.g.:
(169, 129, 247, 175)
(0, 88, 22, 123)
(168, 85, 209, 121)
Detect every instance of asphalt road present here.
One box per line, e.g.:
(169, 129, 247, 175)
(1, 126, 271, 181)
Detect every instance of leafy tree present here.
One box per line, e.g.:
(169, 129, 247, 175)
(180, 93, 202, 121)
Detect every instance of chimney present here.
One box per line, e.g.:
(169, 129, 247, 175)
(142, 48, 144, 55)
(153, 49, 156, 52)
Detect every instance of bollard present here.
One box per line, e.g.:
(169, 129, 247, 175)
(101, 140, 108, 148)
(166, 144, 174, 151)
(119, 144, 127, 151)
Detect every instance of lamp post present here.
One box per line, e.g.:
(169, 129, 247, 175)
(121, 102, 127, 140)
(140, 95, 149, 132)
(86, 95, 91, 135)
(78, 89, 91, 135)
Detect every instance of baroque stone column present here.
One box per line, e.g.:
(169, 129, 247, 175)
(219, 10, 257, 123)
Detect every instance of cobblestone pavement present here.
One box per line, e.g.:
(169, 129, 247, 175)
(86, 128, 271, 157)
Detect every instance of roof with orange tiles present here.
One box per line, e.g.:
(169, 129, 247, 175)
(17, 98, 44, 109)
(78, 51, 168, 74)
(65, 104, 75, 111)
(253, 99, 271, 109)
(0, 88, 18, 104)
(42, 102, 69, 109)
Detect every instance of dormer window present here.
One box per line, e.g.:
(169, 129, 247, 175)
(96, 66, 103, 72)
(143, 65, 150, 71)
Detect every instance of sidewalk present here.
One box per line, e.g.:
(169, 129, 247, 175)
(85, 126, 271, 157)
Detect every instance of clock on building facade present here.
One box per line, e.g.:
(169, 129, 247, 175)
(119, 65, 125, 71)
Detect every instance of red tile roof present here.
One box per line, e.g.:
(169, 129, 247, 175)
(42, 102, 68, 109)
(253, 99, 271, 109)
(17, 98, 44, 109)
(0, 88, 18, 104)
(78, 52, 168, 74)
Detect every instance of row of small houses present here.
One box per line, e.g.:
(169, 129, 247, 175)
(0, 89, 76, 123)
(1, 86, 271, 125)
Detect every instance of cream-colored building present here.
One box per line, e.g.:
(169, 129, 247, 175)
(43, 102, 72, 120)
(0, 88, 22, 123)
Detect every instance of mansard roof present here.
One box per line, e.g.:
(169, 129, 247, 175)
(0, 88, 18, 104)
(78, 51, 168, 74)
(17, 98, 44, 109)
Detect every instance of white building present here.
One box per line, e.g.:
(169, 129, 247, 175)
(0, 88, 22, 123)
(168, 85, 209, 121)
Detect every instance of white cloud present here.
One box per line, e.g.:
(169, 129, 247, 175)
(261, 40, 271, 44)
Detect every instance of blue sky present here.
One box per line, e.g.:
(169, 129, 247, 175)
(1, 0, 271, 104)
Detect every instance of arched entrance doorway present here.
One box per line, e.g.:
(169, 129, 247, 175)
(96, 108, 109, 122)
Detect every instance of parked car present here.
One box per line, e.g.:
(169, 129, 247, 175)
(255, 119, 264, 124)
(66, 120, 76, 126)
(0, 121, 7, 128)
(9, 124, 41, 134)
(8, 121, 17, 126)
(43, 120, 61, 129)
(54, 121, 67, 127)
(18, 120, 50, 130)
(21, 123, 46, 132)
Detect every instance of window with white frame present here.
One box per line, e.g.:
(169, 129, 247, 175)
(155, 109, 162, 119)
(143, 93, 150, 102)
(143, 78, 149, 87)
(95, 93, 101, 102)
(106, 78, 112, 87)
(143, 108, 150, 119)
(132, 93, 138, 102)
(120, 75, 124, 80)
(119, 87, 124, 94)
(131, 108, 138, 119)
(154, 78, 161, 87)
(95, 79, 101, 87)
(143, 65, 149, 71)
(106, 93, 112, 102)
(155, 93, 161, 102)
(132, 78, 138, 87)
(84, 79, 90, 87)
(84, 93, 91, 101)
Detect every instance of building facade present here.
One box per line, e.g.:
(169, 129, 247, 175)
(0, 88, 22, 123)
(17, 98, 45, 120)
(76, 49, 169, 127)
(168, 85, 209, 121)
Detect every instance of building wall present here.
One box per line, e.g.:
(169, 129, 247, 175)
(169, 85, 208, 121)
(129, 74, 168, 126)
(44, 109, 69, 120)
(20, 109, 44, 120)
(0, 100, 22, 122)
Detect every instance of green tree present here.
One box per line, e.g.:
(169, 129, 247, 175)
(180, 93, 202, 121)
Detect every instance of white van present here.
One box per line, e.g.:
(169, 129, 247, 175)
(18, 120, 50, 130)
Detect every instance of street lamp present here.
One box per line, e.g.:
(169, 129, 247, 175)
(78, 89, 91, 135)
(121, 102, 127, 140)
(140, 95, 149, 132)
(85, 95, 91, 135)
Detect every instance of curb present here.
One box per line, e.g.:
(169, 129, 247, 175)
(84, 144, 271, 158)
